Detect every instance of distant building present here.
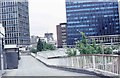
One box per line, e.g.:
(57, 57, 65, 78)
(30, 36, 39, 44)
(44, 33, 54, 42)
(56, 23, 67, 48)
(66, 0, 120, 47)
(44, 33, 56, 46)
(30, 36, 48, 48)
(0, 0, 30, 46)
(30, 35, 39, 48)
(89, 35, 120, 45)
(39, 37, 47, 42)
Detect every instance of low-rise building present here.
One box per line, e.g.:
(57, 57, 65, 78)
(30, 35, 39, 48)
(56, 23, 67, 48)
(89, 35, 120, 45)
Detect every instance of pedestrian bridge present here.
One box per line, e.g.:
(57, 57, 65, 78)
(1, 50, 120, 77)
(3, 55, 96, 76)
(35, 50, 119, 76)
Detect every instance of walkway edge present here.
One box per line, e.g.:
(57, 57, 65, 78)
(31, 53, 112, 78)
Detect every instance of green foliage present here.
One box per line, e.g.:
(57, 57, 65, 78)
(104, 47, 112, 54)
(30, 48, 38, 53)
(43, 42, 56, 51)
(77, 32, 105, 54)
(95, 45, 102, 54)
(66, 48, 77, 56)
(37, 38, 43, 51)
(81, 32, 88, 46)
(36, 38, 56, 52)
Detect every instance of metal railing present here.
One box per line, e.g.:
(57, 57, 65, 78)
(49, 54, 119, 75)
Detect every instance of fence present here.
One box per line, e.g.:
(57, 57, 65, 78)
(47, 54, 119, 76)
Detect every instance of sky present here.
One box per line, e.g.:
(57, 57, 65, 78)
(29, 0, 66, 40)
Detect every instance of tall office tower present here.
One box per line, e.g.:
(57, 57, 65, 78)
(1, 0, 30, 46)
(66, 0, 120, 47)
(56, 23, 67, 48)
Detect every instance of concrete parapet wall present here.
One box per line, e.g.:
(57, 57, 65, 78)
(31, 53, 119, 77)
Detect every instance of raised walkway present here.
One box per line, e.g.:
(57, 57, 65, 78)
(3, 55, 95, 76)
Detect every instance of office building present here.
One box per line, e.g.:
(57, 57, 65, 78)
(66, 0, 120, 47)
(0, 0, 30, 46)
(56, 23, 67, 48)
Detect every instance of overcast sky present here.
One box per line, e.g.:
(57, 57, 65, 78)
(29, 0, 66, 40)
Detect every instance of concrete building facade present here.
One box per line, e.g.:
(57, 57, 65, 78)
(0, 0, 30, 46)
(56, 23, 67, 48)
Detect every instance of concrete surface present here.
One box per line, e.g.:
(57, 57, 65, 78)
(4, 55, 95, 76)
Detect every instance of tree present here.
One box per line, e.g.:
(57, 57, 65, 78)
(37, 38, 43, 51)
(81, 32, 88, 46)
(77, 32, 103, 54)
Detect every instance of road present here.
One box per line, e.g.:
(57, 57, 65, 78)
(3, 55, 97, 76)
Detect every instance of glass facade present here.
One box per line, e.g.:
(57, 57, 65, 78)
(0, 0, 30, 45)
(66, 0, 120, 46)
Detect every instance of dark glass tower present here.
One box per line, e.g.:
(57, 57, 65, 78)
(1, 0, 30, 46)
(66, 0, 120, 47)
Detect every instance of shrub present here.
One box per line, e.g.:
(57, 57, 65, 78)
(30, 48, 38, 53)
(66, 48, 77, 56)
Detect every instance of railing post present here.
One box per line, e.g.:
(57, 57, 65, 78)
(76, 57, 79, 68)
(83, 56, 86, 68)
(71, 57, 74, 67)
(104, 56, 107, 71)
(92, 55, 95, 70)
(118, 55, 120, 76)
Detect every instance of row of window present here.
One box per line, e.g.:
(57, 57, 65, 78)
(67, 19, 119, 23)
(5, 39, 30, 45)
(2, 6, 17, 13)
(5, 39, 18, 44)
(2, 19, 18, 26)
(2, 2, 17, 6)
(5, 33, 18, 38)
(2, 13, 18, 19)
(5, 27, 18, 32)
(67, 15, 119, 20)
(66, 2, 118, 6)
(66, 5, 118, 10)
(67, 10, 118, 15)
(93, 37, 120, 43)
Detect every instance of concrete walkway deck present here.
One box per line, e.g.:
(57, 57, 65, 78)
(3, 55, 96, 76)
